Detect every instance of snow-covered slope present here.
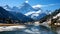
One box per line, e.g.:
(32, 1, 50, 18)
(53, 13, 60, 19)
(25, 10, 47, 20)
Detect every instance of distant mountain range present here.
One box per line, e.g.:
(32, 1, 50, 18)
(0, 1, 60, 23)
(3, 2, 49, 21)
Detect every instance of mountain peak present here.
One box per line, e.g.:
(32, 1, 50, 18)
(19, 1, 34, 14)
(25, 0, 29, 3)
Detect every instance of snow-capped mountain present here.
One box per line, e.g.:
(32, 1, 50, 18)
(3, 1, 35, 14)
(19, 2, 35, 14)
(24, 4, 48, 20)
(3, 1, 42, 14)
(2, 1, 49, 20)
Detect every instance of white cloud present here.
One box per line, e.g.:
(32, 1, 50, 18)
(32, 4, 42, 8)
(32, 4, 56, 8)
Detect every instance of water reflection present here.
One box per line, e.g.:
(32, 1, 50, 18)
(24, 25, 57, 34)
(0, 25, 57, 34)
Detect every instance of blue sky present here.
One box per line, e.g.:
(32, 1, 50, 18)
(0, 0, 60, 11)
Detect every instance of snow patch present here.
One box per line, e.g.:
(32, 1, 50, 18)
(25, 10, 41, 16)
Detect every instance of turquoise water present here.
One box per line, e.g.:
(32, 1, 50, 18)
(0, 25, 57, 34)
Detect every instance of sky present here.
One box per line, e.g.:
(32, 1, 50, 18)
(0, 0, 60, 11)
